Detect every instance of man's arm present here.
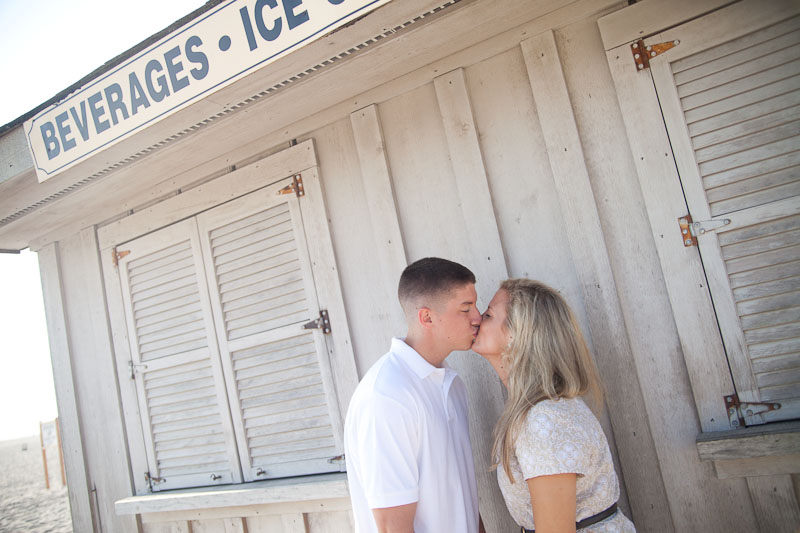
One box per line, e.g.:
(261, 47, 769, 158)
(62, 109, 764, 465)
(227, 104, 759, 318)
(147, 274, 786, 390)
(372, 502, 417, 533)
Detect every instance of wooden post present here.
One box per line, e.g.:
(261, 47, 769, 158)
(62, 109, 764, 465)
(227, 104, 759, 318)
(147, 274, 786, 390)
(56, 417, 66, 486)
(39, 421, 50, 489)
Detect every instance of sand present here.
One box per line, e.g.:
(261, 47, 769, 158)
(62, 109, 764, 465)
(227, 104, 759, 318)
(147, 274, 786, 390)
(0, 435, 72, 533)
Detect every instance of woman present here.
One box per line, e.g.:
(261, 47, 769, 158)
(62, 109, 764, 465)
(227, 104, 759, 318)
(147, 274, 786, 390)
(472, 279, 635, 533)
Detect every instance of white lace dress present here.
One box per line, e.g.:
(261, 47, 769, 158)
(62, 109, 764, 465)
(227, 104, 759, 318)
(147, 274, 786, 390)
(496, 398, 636, 532)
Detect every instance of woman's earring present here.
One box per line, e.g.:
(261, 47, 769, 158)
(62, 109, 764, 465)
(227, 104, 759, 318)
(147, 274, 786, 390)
(505, 337, 513, 352)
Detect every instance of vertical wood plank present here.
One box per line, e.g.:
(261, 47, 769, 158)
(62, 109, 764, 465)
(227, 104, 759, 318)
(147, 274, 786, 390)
(746, 475, 800, 533)
(39, 422, 50, 489)
(299, 165, 360, 418)
(38, 242, 94, 533)
(223, 517, 247, 533)
(433, 67, 516, 533)
(143, 521, 190, 533)
(190, 519, 225, 533)
(305, 510, 354, 533)
(73, 227, 139, 532)
(349, 105, 408, 335)
(100, 239, 151, 496)
(245, 515, 284, 532)
(521, 31, 673, 531)
(281, 513, 309, 533)
(307, 118, 400, 374)
(433, 68, 509, 294)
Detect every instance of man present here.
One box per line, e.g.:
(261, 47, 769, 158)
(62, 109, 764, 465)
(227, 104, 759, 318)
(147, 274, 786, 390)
(344, 257, 483, 533)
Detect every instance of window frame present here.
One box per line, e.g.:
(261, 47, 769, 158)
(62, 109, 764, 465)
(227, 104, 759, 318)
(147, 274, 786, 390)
(100, 140, 358, 495)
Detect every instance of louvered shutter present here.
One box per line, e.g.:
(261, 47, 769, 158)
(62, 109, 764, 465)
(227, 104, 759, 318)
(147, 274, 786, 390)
(116, 219, 242, 490)
(652, 10, 800, 423)
(197, 178, 346, 481)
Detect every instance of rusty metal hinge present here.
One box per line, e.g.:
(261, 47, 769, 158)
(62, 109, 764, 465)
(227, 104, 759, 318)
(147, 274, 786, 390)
(303, 309, 331, 334)
(277, 174, 304, 197)
(111, 248, 130, 267)
(725, 393, 781, 428)
(679, 215, 697, 247)
(144, 471, 166, 489)
(632, 39, 679, 70)
(679, 214, 731, 247)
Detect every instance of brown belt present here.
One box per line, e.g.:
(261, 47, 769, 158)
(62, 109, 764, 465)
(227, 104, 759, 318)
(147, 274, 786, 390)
(521, 503, 618, 532)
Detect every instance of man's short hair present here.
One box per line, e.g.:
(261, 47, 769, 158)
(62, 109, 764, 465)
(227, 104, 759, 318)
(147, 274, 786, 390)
(398, 257, 476, 310)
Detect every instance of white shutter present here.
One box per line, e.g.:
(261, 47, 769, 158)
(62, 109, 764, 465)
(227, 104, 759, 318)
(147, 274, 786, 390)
(197, 179, 345, 481)
(117, 219, 242, 490)
(652, 6, 800, 424)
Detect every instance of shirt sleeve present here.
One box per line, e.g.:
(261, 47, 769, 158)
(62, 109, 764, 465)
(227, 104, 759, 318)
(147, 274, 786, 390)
(514, 402, 591, 480)
(350, 392, 420, 509)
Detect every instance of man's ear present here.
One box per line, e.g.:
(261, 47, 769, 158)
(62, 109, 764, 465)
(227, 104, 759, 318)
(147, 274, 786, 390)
(417, 307, 434, 328)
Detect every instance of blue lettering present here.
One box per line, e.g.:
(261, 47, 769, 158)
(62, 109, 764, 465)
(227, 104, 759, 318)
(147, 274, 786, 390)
(87, 92, 110, 134)
(164, 46, 189, 92)
(40, 122, 60, 160)
(185, 36, 208, 80)
(129, 72, 150, 115)
(145, 59, 170, 103)
(283, 0, 309, 30)
(69, 102, 90, 141)
(55, 111, 76, 152)
(104, 83, 129, 125)
(239, 6, 258, 51)
(255, 0, 281, 42)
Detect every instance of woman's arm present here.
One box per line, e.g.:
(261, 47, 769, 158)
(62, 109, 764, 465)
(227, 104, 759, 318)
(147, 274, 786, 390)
(527, 473, 577, 533)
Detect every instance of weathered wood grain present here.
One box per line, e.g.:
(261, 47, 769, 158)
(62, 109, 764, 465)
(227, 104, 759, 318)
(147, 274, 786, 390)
(522, 29, 671, 532)
(38, 243, 94, 533)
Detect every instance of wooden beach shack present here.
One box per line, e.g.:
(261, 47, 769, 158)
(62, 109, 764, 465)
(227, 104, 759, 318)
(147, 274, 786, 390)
(1, 0, 798, 530)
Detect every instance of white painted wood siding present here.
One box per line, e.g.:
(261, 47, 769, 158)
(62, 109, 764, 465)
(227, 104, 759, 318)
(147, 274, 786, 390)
(653, 5, 800, 424)
(31, 0, 800, 530)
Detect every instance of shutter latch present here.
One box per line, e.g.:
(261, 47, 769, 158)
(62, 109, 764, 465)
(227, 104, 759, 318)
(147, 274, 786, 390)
(725, 393, 781, 428)
(277, 174, 304, 197)
(632, 39, 680, 70)
(128, 361, 148, 380)
(303, 310, 331, 334)
(678, 215, 731, 247)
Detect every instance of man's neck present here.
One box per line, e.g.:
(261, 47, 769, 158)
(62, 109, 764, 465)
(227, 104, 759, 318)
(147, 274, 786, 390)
(404, 333, 449, 368)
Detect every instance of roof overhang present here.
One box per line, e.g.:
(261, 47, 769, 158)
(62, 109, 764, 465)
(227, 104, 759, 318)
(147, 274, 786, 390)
(0, 0, 623, 251)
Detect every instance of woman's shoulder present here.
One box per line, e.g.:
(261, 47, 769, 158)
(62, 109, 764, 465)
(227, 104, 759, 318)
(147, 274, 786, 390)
(514, 397, 603, 477)
(520, 398, 598, 439)
(526, 396, 592, 418)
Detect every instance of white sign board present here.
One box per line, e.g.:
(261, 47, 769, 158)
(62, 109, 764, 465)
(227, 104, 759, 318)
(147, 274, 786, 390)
(25, 0, 392, 182)
(41, 420, 58, 448)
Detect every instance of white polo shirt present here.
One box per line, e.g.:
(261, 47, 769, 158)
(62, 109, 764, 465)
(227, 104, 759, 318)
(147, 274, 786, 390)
(344, 338, 479, 533)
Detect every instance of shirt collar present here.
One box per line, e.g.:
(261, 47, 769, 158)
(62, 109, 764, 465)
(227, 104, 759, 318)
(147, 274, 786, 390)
(391, 337, 450, 380)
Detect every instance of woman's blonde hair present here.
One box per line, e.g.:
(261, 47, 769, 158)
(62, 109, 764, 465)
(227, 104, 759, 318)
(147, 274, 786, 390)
(491, 278, 603, 481)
